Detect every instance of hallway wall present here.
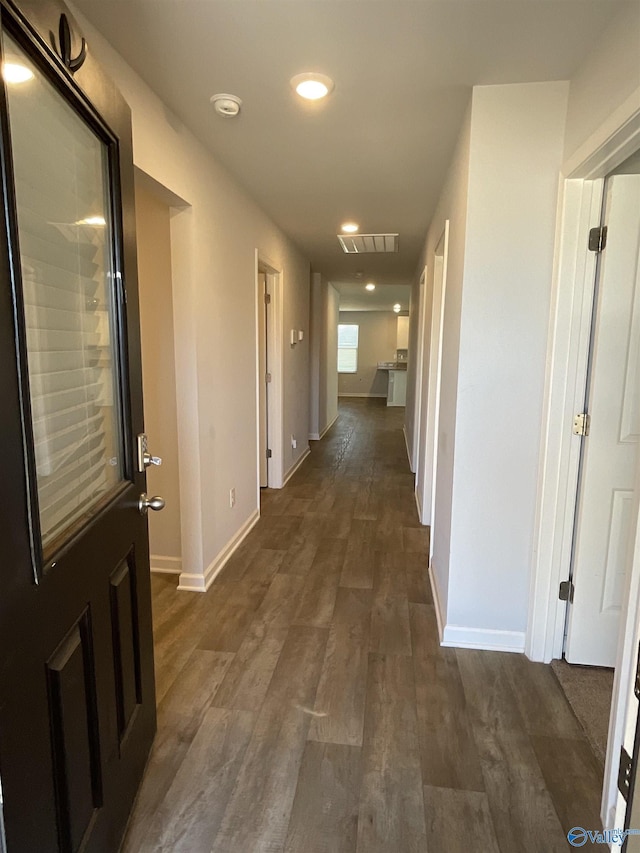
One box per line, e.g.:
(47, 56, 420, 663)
(309, 273, 339, 439)
(72, 5, 311, 591)
(412, 83, 568, 649)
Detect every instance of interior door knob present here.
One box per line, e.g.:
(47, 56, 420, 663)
(138, 493, 165, 515)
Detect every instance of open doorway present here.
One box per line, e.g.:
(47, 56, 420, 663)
(333, 282, 411, 409)
(255, 256, 284, 494)
(134, 171, 184, 577)
(551, 148, 640, 803)
(415, 222, 449, 533)
(529, 134, 640, 831)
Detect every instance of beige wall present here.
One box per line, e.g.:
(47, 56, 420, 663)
(135, 175, 182, 566)
(309, 274, 339, 438)
(338, 310, 398, 397)
(73, 5, 311, 590)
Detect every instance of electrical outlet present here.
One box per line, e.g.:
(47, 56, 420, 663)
(291, 435, 297, 449)
(229, 487, 236, 508)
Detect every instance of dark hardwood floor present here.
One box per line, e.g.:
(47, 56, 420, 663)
(122, 398, 603, 852)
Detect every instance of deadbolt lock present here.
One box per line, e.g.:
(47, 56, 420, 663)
(137, 433, 163, 472)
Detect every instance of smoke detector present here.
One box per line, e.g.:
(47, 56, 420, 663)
(210, 93, 242, 117)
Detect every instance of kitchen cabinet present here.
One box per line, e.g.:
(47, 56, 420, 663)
(387, 369, 407, 407)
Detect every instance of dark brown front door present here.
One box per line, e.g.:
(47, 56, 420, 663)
(0, 3, 156, 851)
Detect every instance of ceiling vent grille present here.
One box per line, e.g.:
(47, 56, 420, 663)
(337, 233, 399, 254)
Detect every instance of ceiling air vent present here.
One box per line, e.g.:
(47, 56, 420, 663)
(337, 233, 399, 254)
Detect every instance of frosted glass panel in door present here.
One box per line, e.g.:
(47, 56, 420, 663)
(3, 34, 124, 551)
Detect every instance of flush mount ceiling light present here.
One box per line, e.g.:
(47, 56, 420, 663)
(365, 283, 376, 291)
(341, 222, 359, 234)
(210, 93, 242, 117)
(3, 62, 33, 84)
(393, 303, 402, 313)
(290, 72, 334, 101)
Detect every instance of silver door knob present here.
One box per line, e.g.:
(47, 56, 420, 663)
(139, 493, 165, 515)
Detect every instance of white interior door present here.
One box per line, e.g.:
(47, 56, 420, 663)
(566, 173, 640, 666)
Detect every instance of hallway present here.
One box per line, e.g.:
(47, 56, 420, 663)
(123, 399, 603, 852)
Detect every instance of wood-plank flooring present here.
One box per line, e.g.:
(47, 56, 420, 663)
(122, 399, 602, 852)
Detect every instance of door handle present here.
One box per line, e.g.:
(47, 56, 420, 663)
(138, 493, 165, 515)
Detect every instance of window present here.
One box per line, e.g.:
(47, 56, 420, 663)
(338, 323, 359, 373)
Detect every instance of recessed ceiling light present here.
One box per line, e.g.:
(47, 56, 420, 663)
(210, 93, 242, 117)
(3, 62, 33, 84)
(290, 72, 334, 101)
(365, 283, 376, 291)
(393, 303, 402, 313)
(341, 222, 359, 234)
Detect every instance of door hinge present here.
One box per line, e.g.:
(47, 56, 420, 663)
(265, 372, 272, 383)
(573, 413, 590, 436)
(634, 642, 640, 700)
(588, 225, 608, 253)
(266, 449, 272, 458)
(618, 746, 633, 801)
(264, 292, 271, 305)
(559, 580, 575, 602)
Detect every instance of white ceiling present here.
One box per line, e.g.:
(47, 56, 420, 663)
(336, 283, 411, 312)
(72, 0, 629, 287)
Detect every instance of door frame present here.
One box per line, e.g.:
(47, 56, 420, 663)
(416, 222, 449, 531)
(411, 265, 428, 476)
(527, 99, 640, 830)
(255, 251, 283, 493)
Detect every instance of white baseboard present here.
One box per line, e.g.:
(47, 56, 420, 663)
(309, 411, 339, 442)
(177, 508, 260, 593)
(338, 392, 387, 398)
(441, 625, 526, 654)
(429, 562, 445, 643)
(283, 446, 311, 486)
(414, 488, 424, 525)
(150, 555, 182, 575)
(403, 425, 414, 472)
(428, 561, 525, 653)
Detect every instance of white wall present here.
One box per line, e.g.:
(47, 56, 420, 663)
(309, 274, 339, 439)
(414, 104, 472, 619)
(448, 82, 569, 643)
(72, 5, 311, 591)
(404, 276, 420, 467)
(413, 83, 569, 648)
(135, 174, 182, 568)
(338, 311, 398, 397)
(563, 2, 640, 164)
(326, 285, 339, 429)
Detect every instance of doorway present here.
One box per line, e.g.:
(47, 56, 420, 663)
(415, 222, 449, 538)
(255, 255, 283, 492)
(257, 270, 270, 488)
(411, 266, 428, 476)
(564, 156, 640, 667)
